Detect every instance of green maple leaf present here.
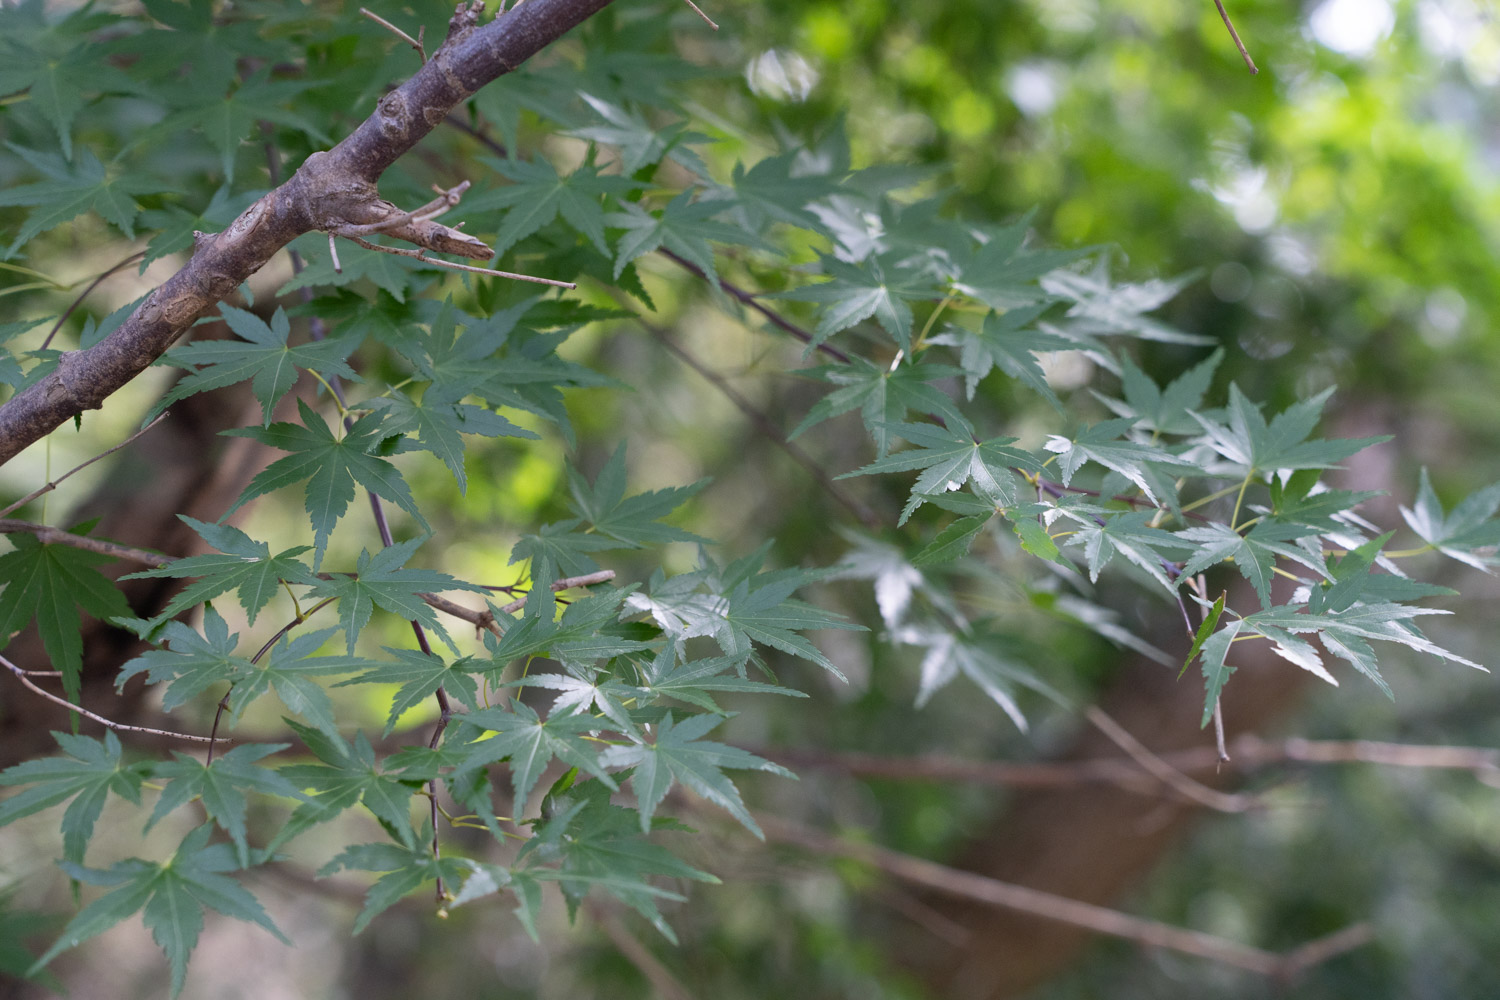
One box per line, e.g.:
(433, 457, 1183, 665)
(119, 515, 316, 626)
(488, 588, 651, 665)
(146, 743, 302, 866)
(370, 394, 536, 492)
(716, 149, 840, 231)
(0, 4, 134, 160)
(146, 70, 328, 181)
(933, 304, 1081, 409)
(790, 356, 969, 458)
(460, 153, 636, 256)
(948, 214, 1089, 310)
(699, 562, 861, 679)
(306, 538, 488, 654)
(0, 145, 168, 257)
(507, 520, 621, 597)
(771, 251, 941, 354)
(1057, 509, 1195, 591)
(225, 628, 375, 742)
(1400, 468, 1500, 571)
(567, 92, 710, 175)
(1041, 262, 1214, 345)
(0, 731, 149, 864)
(34, 825, 286, 997)
(897, 626, 1049, 729)
(274, 723, 420, 851)
(508, 668, 643, 738)
(1176, 521, 1329, 609)
(114, 608, 257, 711)
(629, 650, 808, 714)
(607, 191, 766, 286)
(1043, 417, 1199, 506)
(1094, 349, 1224, 434)
(335, 648, 481, 737)
(1191, 385, 1388, 477)
(566, 443, 707, 547)
(841, 417, 1036, 524)
(154, 305, 359, 425)
(599, 712, 792, 837)
(0, 531, 131, 705)
(317, 837, 472, 934)
(225, 400, 427, 569)
(453, 700, 619, 808)
(119, 0, 281, 97)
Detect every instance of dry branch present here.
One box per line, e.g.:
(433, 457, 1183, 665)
(0, 0, 617, 467)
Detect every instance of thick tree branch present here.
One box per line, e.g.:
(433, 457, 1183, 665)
(0, 0, 616, 468)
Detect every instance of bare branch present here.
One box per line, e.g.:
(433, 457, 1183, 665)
(360, 6, 428, 63)
(0, 519, 171, 567)
(0, 652, 217, 744)
(758, 813, 1368, 979)
(1213, 0, 1259, 74)
(0, 413, 168, 518)
(1084, 706, 1254, 813)
(588, 901, 701, 1000)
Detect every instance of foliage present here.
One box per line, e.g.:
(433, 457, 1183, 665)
(0, 0, 1496, 995)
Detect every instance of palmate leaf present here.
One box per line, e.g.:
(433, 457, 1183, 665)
(115, 608, 256, 711)
(317, 836, 472, 935)
(35, 825, 286, 997)
(225, 400, 427, 569)
(567, 92, 711, 176)
(459, 153, 637, 256)
(0, 532, 131, 705)
(119, 515, 316, 626)
(1041, 262, 1214, 345)
(790, 356, 969, 459)
(334, 648, 481, 737)
(628, 649, 808, 715)
(274, 723, 420, 851)
(306, 537, 489, 654)
(1191, 385, 1388, 476)
(144, 70, 329, 182)
(599, 711, 793, 837)
(1176, 521, 1329, 609)
(153, 305, 360, 426)
(894, 625, 1048, 730)
(0, 731, 148, 864)
(771, 251, 941, 354)
(1055, 509, 1195, 591)
(949, 213, 1089, 310)
(487, 587, 651, 668)
(453, 701, 619, 808)
(1400, 467, 1500, 571)
(1094, 348, 1224, 435)
(606, 191, 768, 286)
(146, 744, 302, 866)
(841, 417, 1037, 525)
(713, 149, 842, 231)
(1043, 417, 1199, 506)
(0, 145, 168, 257)
(932, 304, 1081, 409)
(566, 443, 708, 547)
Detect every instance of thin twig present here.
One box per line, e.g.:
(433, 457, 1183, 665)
(40, 251, 148, 351)
(677, 0, 717, 30)
(0, 652, 216, 744)
(757, 813, 1366, 978)
(1084, 706, 1253, 812)
(637, 317, 885, 530)
(0, 414, 169, 518)
(360, 6, 427, 62)
(1213, 0, 1258, 74)
(0, 519, 170, 567)
(339, 234, 576, 288)
(332, 181, 471, 237)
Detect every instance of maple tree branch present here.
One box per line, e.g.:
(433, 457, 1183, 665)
(1084, 706, 1254, 812)
(0, 519, 171, 567)
(0, 652, 216, 744)
(0, 0, 618, 468)
(758, 813, 1370, 978)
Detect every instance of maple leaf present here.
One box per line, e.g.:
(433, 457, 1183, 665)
(599, 711, 793, 837)
(791, 356, 969, 458)
(771, 251, 942, 354)
(453, 701, 619, 808)
(306, 537, 488, 654)
(145, 70, 329, 181)
(460, 153, 636, 256)
(0, 145, 169, 257)
(35, 825, 287, 997)
(225, 401, 427, 569)
(1191, 385, 1388, 477)
(0, 531, 131, 705)
(607, 191, 768, 286)
(950, 214, 1088, 310)
(335, 649, 481, 737)
(146, 743, 303, 866)
(1093, 349, 1224, 435)
(933, 304, 1082, 409)
(1043, 417, 1199, 506)
(1400, 468, 1500, 571)
(566, 443, 707, 547)
(1176, 521, 1329, 609)
(0, 730, 149, 864)
(841, 417, 1037, 524)
(153, 305, 360, 426)
(317, 836, 473, 935)
(274, 723, 422, 851)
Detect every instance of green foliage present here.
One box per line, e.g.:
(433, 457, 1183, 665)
(0, 0, 1497, 994)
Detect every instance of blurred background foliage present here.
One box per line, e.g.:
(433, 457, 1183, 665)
(4, 0, 1500, 997)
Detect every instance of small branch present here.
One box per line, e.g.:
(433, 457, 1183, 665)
(636, 317, 885, 530)
(332, 181, 471, 237)
(677, 0, 718, 30)
(337, 234, 576, 288)
(360, 6, 427, 62)
(0, 413, 168, 518)
(757, 813, 1366, 978)
(0, 519, 170, 567)
(1213, 0, 1259, 74)
(421, 570, 618, 636)
(588, 900, 701, 1000)
(0, 652, 216, 744)
(1084, 706, 1253, 813)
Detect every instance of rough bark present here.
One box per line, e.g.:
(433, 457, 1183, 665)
(0, 0, 616, 468)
